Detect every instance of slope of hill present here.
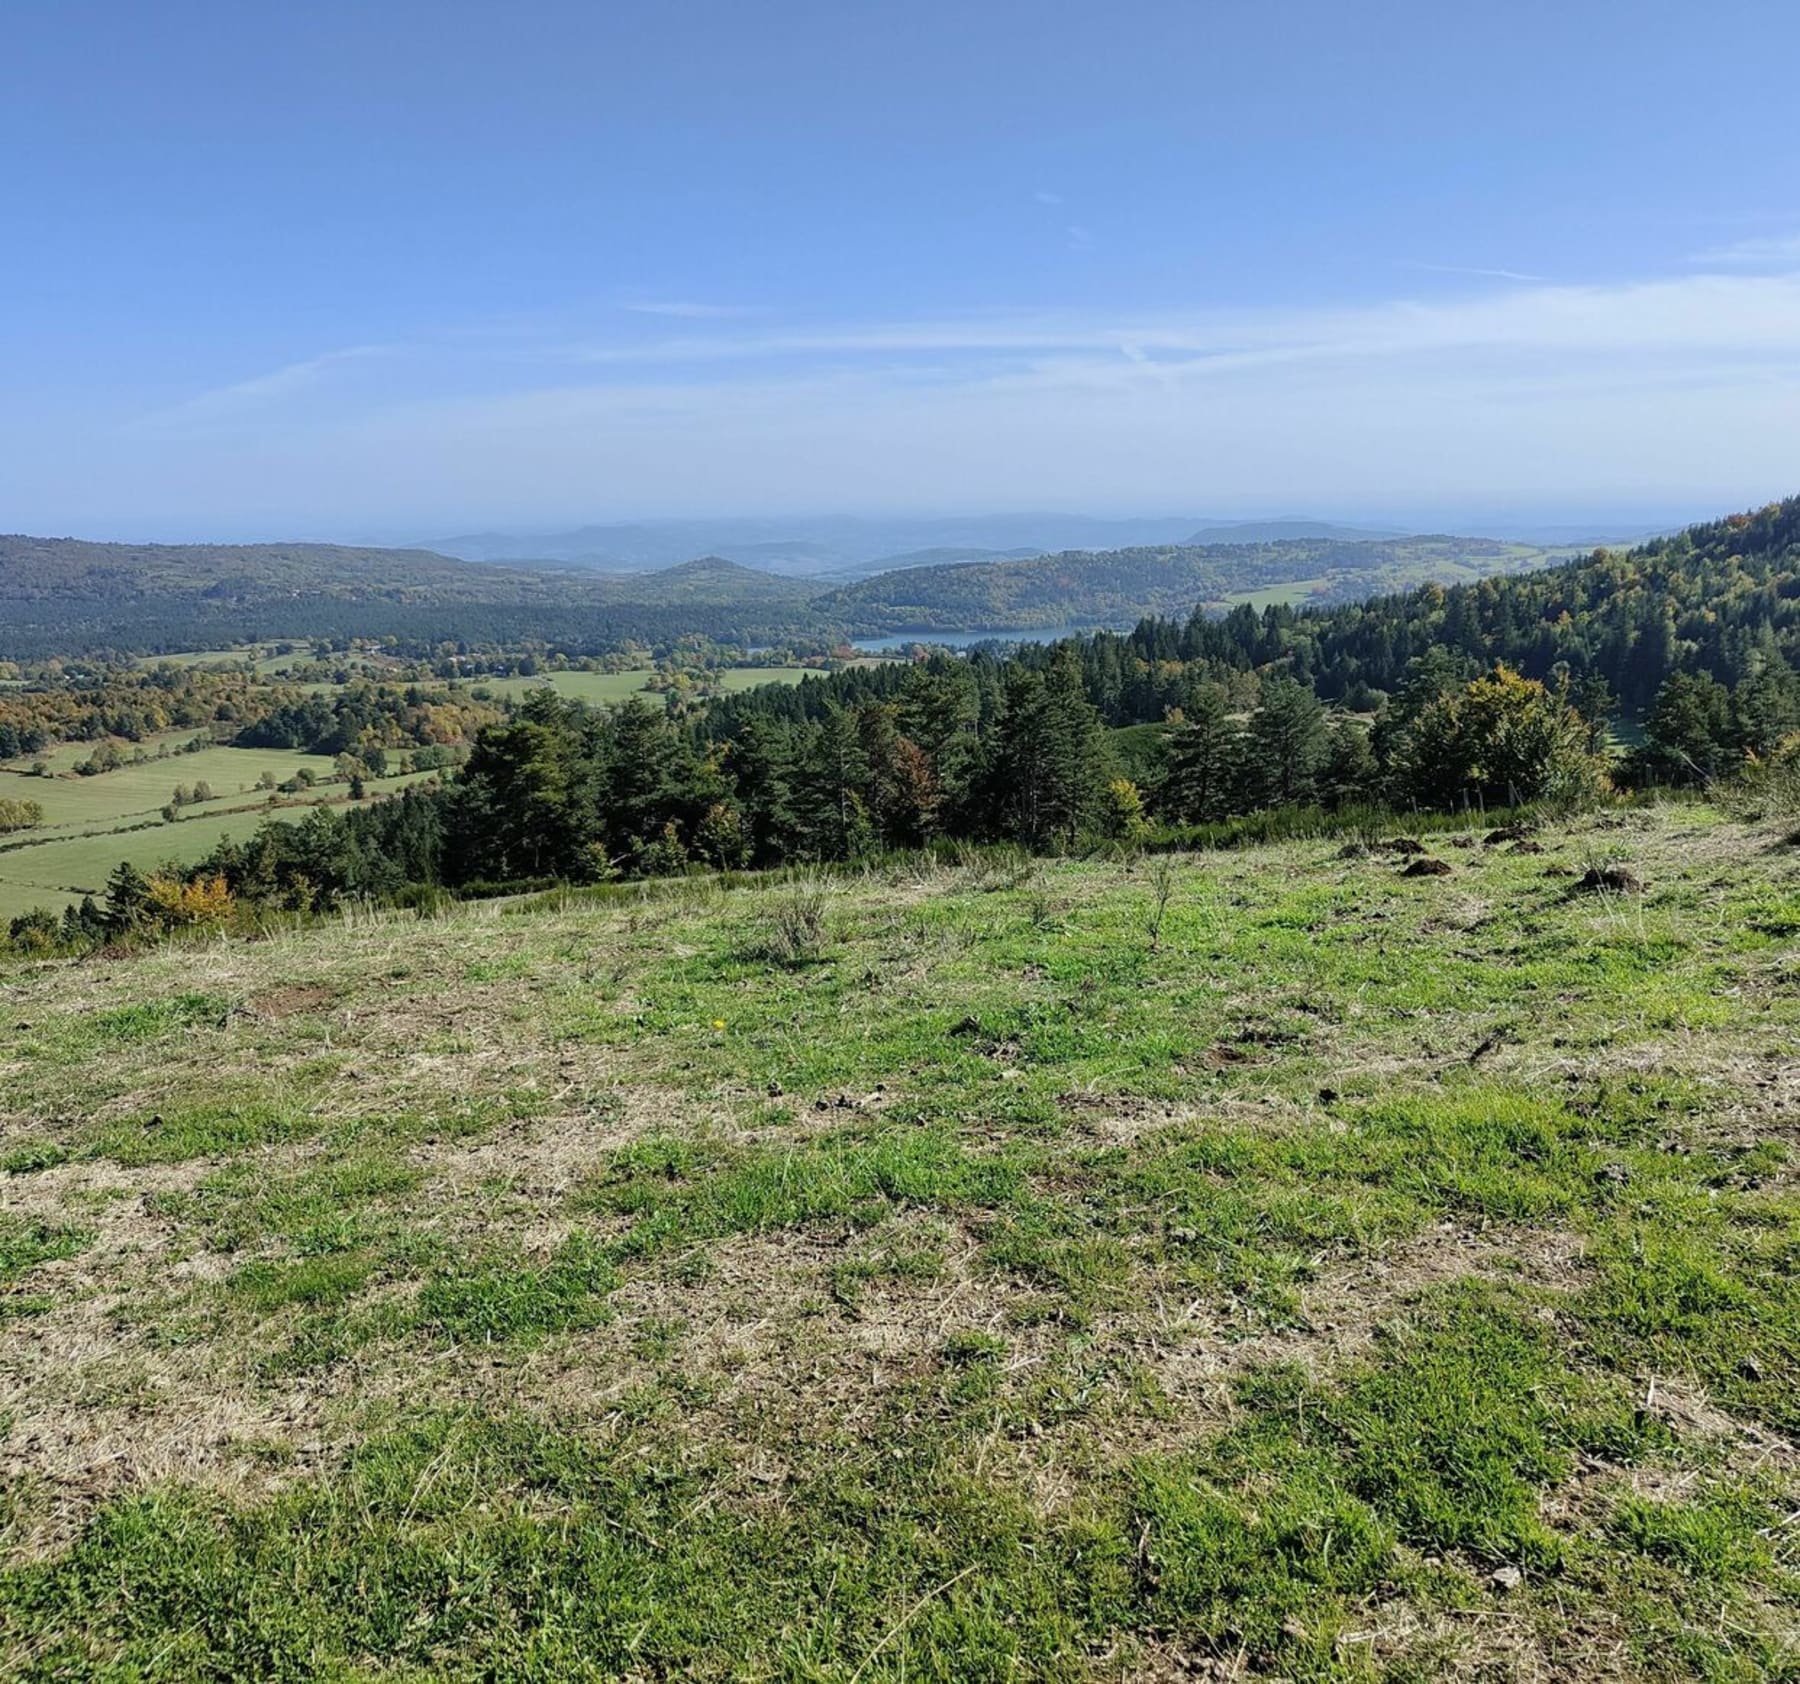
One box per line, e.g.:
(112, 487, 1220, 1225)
(1184, 518, 1406, 544)
(1143, 496, 1800, 711)
(0, 534, 513, 602)
(816, 534, 1560, 634)
(0, 538, 824, 658)
(2, 805, 1795, 1676)
(0, 528, 1561, 658)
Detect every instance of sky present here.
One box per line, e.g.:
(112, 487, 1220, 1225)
(4, 0, 1800, 541)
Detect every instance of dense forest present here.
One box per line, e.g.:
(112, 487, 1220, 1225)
(811, 534, 1554, 632)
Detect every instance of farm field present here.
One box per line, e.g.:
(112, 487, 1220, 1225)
(1, 740, 338, 828)
(1222, 575, 1332, 609)
(0, 806, 310, 921)
(0, 761, 442, 922)
(477, 666, 808, 705)
(1, 805, 1795, 1677)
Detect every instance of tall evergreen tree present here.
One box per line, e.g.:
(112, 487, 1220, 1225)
(987, 650, 1110, 847)
(1161, 684, 1243, 822)
(1248, 677, 1329, 807)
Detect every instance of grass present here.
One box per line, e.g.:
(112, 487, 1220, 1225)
(476, 665, 808, 706)
(0, 734, 331, 798)
(0, 804, 1796, 1677)
(0, 751, 438, 920)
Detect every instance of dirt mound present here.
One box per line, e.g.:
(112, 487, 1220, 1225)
(1382, 837, 1428, 855)
(1401, 857, 1453, 877)
(1577, 864, 1643, 894)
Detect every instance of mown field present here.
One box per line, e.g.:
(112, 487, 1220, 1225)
(477, 666, 808, 706)
(0, 737, 429, 921)
(0, 807, 1796, 1678)
(1, 740, 335, 819)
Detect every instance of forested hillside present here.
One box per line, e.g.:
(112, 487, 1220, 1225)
(9, 497, 1800, 950)
(813, 534, 1554, 633)
(0, 538, 822, 658)
(1108, 499, 1800, 711)
(0, 529, 1563, 659)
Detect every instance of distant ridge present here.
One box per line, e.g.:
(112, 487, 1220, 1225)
(1183, 519, 1407, 545)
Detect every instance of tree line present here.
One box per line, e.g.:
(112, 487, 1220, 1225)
(8, 496, 1800, 952)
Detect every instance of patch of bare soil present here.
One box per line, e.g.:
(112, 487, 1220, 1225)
(246, 984, 336, 1019)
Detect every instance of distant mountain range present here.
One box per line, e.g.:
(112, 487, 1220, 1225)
(417, 513, 1670, 577)
(1182, 519, 1406, 545)
(419, 515, 1268, 578)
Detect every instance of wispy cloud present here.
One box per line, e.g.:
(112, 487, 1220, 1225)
(1066, 224, 1093, 251)
(1404, 261, 1546, 283)
(134, 344, 396, 431)
(1033, 189, 1063, 206)
(620, 300, 766, 319)
(1689, 232, 1800, 268)
(90, 267, 1800, 526)
(559, 273, 1800, 376)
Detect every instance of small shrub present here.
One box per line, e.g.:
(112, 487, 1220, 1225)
(755, 883, 828, 965)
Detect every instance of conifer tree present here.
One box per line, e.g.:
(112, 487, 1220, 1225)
(1248, 677, 1329, 806)
(1162, 684, 1243, 822)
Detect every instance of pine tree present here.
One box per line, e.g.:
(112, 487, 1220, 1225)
(1248, 677, 1328, 807)
(988, 651, 1110, 848)
(1642, 672, 1733, 782)
(796, 706, 874, 860)
(1161, 684, 1242, 822)
(102, 862, 152, 934)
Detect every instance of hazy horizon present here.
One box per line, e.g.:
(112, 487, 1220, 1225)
(10, 501, 1722, 553)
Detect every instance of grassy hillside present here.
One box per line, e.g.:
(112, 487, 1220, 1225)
(1, 807, 1795, 1677)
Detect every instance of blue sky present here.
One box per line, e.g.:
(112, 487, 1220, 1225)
(5, 0, 1800, 539)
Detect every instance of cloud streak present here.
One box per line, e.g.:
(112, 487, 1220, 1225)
(134, 344, 398, 432)
(619, 300, 766, 319)
(1689, 232, 1800, 268)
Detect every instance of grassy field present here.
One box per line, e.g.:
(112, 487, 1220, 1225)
(0, 741, 336, 823)
(0, 806, 312, 921)
(0, 807, 1796, 1677)
(1222, 575, 1332, 609)
(0, 754, 439, 922)
(478, 666, 808, 706)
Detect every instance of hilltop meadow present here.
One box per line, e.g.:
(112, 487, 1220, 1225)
(0, 502, 1798, 1678)
(1, 801, 1797, 1678)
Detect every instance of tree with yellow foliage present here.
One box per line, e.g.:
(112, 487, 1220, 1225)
(144, 873, 236, 930)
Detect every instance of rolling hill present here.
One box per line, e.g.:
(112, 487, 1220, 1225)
(0, 538, 823, 658)
(0, 528, 1577, 658)
(815, 534, 1566, 635)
